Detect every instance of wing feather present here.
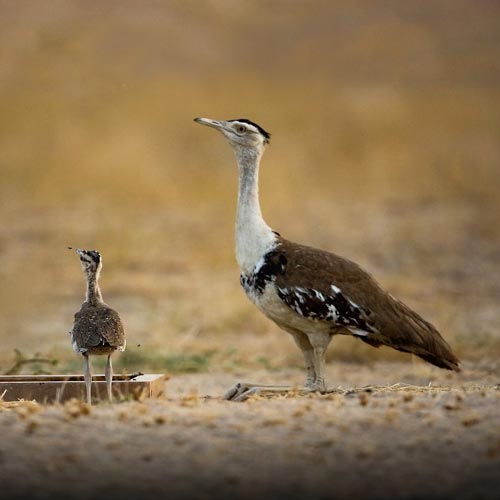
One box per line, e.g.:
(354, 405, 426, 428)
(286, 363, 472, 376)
(72, 304, 125, 353)
(272, 237, 460, 371)
(277, 284, 377, 334)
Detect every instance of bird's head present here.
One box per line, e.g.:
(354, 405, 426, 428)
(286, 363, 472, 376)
(194, 117, 271, 159)
(74, 249, 102, 277)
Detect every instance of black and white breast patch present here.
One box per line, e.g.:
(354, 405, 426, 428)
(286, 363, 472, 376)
(277, 285, 378, 335)
(240, 250, 287, 295)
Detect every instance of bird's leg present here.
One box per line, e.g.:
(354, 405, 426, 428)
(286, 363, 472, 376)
(308, 332, 331, 393)
(83, 354, 92, 404)
(311, 349, 327, 393)
(224, 330, 322, 401)
(290, 330, 316, 389)
(105, 354, 113, 403)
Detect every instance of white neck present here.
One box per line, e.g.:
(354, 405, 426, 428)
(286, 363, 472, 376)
(233, 145, 276, 275)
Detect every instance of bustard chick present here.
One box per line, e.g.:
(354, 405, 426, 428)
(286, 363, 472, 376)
(71, 249, 126, 403)
(194, 117, 460, 401)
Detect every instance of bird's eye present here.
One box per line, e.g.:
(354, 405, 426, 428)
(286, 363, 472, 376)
(237, 126, 246, 133)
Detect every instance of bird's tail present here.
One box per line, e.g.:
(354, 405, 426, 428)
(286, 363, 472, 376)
(383, 298, 461, 372)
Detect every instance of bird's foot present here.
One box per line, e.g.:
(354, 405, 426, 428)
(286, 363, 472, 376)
(303, 380, 327, 394)
(223, 382, 322, 402)
(223, 382, 294, 402)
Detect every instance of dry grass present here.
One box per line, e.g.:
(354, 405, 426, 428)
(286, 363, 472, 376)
(1, 1, 499, 377)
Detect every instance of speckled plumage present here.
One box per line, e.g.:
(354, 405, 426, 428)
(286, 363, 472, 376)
(72, 302, 125, 355)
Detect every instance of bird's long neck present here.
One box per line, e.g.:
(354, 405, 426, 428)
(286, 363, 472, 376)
(235, 148, 276, 275)
(85, 272, 103, 305)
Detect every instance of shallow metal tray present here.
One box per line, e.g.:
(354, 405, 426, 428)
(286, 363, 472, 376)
(0, 373, 168, 403)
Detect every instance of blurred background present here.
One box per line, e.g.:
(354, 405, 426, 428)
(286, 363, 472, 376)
(0, 0, 499, 376)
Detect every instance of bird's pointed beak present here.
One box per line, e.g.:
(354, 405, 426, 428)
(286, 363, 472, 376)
(75, 249, 84, 257)
(194, 117, 226, 131)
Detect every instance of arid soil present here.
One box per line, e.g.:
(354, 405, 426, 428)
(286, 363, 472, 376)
(1, 362, 499, 500)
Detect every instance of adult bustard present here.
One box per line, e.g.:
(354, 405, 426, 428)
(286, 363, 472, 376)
(70, 249, 126, 403)
(194, 117, 460, 401)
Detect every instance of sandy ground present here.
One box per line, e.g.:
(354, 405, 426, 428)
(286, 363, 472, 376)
(1, 361, 499, 500)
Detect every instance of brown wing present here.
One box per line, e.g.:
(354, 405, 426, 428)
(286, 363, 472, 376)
(275, 238, 460, 371)
(72, 303, 125, 353)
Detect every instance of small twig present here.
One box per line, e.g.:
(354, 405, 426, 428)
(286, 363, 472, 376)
(3, 349, 58, 375)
